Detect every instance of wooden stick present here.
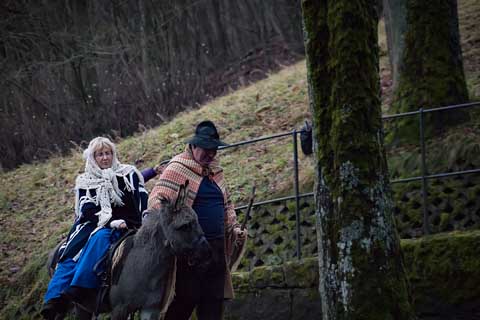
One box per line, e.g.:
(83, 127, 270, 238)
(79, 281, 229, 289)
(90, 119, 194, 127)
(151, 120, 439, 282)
(241, 184, 256, 230)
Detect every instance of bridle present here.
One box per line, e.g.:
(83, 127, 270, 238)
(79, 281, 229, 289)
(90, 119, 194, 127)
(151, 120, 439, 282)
(164, 231, 207, 259)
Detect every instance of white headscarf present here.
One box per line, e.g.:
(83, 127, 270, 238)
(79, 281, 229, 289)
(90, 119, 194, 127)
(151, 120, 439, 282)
(74, 137, 144, 227)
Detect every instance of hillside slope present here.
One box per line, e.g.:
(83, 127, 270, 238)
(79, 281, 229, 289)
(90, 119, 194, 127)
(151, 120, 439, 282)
(1, 1, 479, 317)
(0, 62, 314, 317)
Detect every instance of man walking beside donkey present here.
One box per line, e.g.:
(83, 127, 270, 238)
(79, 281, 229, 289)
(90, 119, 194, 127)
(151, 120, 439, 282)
(147, 120, 247, 320)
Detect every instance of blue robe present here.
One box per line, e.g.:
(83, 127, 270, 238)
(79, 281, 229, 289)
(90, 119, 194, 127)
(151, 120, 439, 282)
(44, 171, 147, 302)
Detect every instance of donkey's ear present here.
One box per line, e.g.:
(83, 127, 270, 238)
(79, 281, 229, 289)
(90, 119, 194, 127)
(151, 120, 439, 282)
(174, 181, 189, 211)
(174, 185, 184, 211)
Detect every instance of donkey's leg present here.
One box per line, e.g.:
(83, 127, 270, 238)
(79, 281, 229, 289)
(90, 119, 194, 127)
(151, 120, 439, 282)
(110, 305, 132, 320)
(52, 313, 67, 320)
(140, 307, 162, 320)
(74, 305, 94, 320)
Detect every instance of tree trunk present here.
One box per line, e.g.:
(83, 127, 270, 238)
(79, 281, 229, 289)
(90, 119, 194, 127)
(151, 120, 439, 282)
(383, 0, 407, 90)
(301, 0, 415, 319)
(138, 0, 151, 98)
(384, 0, 469, 145)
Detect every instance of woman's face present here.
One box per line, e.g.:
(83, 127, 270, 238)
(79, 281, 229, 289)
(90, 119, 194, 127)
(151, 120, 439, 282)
(94, 146, 113, 169)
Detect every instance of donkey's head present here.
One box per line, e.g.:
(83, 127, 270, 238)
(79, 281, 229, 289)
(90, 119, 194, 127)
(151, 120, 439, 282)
(159, 181, 211, 262)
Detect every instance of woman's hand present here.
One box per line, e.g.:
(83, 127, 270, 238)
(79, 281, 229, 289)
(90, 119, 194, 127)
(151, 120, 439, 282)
(110, 219, 127, 229)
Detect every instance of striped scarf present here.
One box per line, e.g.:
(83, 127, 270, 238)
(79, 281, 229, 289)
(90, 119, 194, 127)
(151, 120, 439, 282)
(148, 147, 240, 232)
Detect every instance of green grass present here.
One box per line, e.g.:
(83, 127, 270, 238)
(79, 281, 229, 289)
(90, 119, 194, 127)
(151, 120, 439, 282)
(0, 61, 314, 316)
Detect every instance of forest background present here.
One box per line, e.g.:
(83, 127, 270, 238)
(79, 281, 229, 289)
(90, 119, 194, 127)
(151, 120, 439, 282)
(1, 0, 305, 170)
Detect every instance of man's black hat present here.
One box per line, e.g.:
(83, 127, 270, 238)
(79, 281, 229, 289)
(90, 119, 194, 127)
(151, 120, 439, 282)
(186, 120, 228, 149)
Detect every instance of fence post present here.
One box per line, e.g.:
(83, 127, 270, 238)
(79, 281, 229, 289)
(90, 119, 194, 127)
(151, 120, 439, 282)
(293, 130, 302, 260)
(419, 108, 430, 235)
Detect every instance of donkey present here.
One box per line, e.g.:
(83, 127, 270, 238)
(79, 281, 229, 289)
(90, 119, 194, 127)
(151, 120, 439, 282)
(46, 181, 211, 320)
(108, 181, 211, 319)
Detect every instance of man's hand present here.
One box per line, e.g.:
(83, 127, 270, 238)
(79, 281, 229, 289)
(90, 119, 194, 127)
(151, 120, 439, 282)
(154, 163, 167, 175)
(233, 227, 247, 240)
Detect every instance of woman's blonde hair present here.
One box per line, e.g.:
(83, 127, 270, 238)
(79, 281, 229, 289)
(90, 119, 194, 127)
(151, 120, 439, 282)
(83, 137, 120, 170)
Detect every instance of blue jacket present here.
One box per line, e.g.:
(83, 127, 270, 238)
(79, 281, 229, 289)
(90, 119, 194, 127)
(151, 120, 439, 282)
(59, 170, 148, 262)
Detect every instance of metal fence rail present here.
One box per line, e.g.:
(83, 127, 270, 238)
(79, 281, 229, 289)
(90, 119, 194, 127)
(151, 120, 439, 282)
(383, 101, 480, 235)
(230, 101, 480, 259)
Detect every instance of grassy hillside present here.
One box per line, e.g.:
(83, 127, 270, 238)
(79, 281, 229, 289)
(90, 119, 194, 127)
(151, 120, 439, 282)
(0, 62, 314, 318)
(1, 1, 479, 318)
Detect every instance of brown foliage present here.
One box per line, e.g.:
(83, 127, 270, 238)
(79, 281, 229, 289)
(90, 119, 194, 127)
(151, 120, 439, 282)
(0, 0, 305, 170)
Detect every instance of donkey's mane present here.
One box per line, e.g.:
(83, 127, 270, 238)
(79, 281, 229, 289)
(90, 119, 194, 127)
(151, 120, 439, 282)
(133, 209, 169, 259)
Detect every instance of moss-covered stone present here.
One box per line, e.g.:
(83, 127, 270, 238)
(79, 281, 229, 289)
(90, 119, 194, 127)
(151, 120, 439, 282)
(402, 230, 480, 314)
(225, 289, 292, 320)
(250, 265, 285, 289)
(234, 164, 480, 272)
(230, 230, 480, 319)
(290, 288, 323, 319)
(283, 258, 318, 288)
(231, 271, 250, 292)
(391, 173, 480, 237)
(439, 212, 451, 230)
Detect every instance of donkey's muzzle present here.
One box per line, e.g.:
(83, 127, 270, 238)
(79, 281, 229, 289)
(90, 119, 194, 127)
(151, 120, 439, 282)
(188, 235, 212, 266)
(195, 235, 211, 256)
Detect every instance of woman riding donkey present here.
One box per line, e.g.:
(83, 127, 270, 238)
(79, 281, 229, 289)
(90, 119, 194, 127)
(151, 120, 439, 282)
(41, 137, 149, 320)
(147, 120, 248, 320)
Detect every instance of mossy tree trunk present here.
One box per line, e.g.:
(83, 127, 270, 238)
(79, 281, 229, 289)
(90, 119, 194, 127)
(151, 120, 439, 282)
(301, 1, 415, 319)
(384, 0, 469, 145)
(383, 0, 407, 90)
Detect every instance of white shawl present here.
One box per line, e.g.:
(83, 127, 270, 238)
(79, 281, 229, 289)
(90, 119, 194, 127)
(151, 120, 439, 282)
(74, 144, 144, 228)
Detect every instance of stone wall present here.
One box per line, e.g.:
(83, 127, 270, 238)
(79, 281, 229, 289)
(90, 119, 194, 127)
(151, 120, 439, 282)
(226, 230, 480, 320)
(235, 173, 480, 271)
(226, 259, 321, 320)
